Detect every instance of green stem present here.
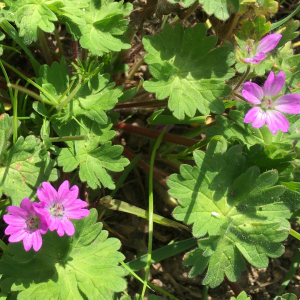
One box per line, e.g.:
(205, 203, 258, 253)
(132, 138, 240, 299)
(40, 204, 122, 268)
(0, 60, 13, 101)
(81, 48, 88, 62)
(12, 80, 19, 144)
(0, 60, 57, 105)
(38, 29, 53, 65)
(56, 74, 82, 111)
(147, 282, 180, 300)
(141, 127, 167, 298)
(53, 26, 63, 57)
(48, 135, 87, 142)
(127, 58, 145, 80)
(18, 117, 31, 120)
(289, 229, 300, 240)
(232, 66, 250, 93)
(202, 285, 209, 300)
(0, 21, 40, 76)
(0, 239, 8, 254)
(7, 83, 53, 105)
(161, 15, 168, 30)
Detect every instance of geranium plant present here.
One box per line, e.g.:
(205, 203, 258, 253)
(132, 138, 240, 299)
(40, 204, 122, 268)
(0, 0, 300, 299)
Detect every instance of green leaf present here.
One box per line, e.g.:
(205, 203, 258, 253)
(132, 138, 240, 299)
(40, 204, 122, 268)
(0, 114, 12, 158)
(232, 291, 251, 300)
(281, 55, 300, 89)
(37, 59, 123, 124)
(143, 23, 234, 120)
(168, 0, 197, 8)
(168, 140, 290, 287)
(254, 0, 278, 16)
(3, 0, 57, 44)
(65, 0, 132, 55)
(206, 109, 290, 147)
(0, 209, 127, 299)
(276, 19, 299, 48)
(281, 294, 298, 300)
(0, 32, 5, 56)
(54, 116, 129, 190)
(199, 0, 239, 20)
(270, 4, 300, 31)
(0, 114, 59, 205)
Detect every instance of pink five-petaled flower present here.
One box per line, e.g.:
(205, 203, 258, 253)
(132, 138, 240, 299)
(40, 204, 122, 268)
(3, 198, 48, 252)
(36, 180, 89, 237)
(244, 33, 282, 64)
(243, 71, 300, 135)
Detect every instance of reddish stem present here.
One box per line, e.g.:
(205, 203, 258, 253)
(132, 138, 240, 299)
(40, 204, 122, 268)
(224, 276, 243, 297)
(121, 146, 168, 188)
(114, 122, 198, 148)
(115, 99, 168, 109)
(72, 41, 78, 66)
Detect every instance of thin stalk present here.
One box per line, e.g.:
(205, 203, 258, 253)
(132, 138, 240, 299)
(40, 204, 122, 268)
(127, 58, 145, 80)
(7, 83, 53, 105)
(289, 229, 300, 240)
(224, 276, 243, 296)
(0, 60, 13, 101)
(115, 99, 168, 109)
(141, 127, 166, 298)
(292, 41, 300, 48)
(0, 60, 57, 104)
(56, 74, 82, 111)
(147, 282, 180, 300)
(82, 48, 88, 62)
(274, 247, 300, 299)
(114, 122, 198, 147)
(48, 135, 87, 142)
(232, 66, 250, 93)
(221, 13, 241, 44)
(53, 26, 63, 56)
(172, 0, 199, 25)
(18, 117, 31, 120)
(12, 80, 19, 144)
(0, 239, 8, 253)
(232, 91, 245, 101)
(38, 29, 53, 65)
(161, 15, 168, 30)
(0, 21, 40, 75)
(202, 285, 209, 300)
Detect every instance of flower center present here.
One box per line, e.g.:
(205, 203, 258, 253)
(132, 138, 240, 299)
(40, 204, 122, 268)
(244, 39, 255, 54)
(25, 217, 39, 230)
(50, 203, 64, 218)
(261, 98, 274, 110)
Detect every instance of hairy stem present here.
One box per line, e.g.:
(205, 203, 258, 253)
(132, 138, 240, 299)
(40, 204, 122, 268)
(54, 26, 63, 57)
(232, 66, 250, 94)
(48, 135, 87, 142)
(38, 29, 53, 66)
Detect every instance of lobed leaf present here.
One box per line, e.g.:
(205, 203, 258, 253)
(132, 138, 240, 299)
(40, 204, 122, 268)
(143, 23, 234, 120)
(54, 116, 129, 190)
(2, 0, 58, 44)
(0, 114, 59, 205)
(0, 209, 127, 299)
(168, 140, 290, 287)
(199, 0, 239, 20)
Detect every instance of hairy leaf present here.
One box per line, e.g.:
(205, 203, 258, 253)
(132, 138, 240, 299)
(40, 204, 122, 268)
(0, 114, 59, 205)
(0, 209, 127, 299)
(281, 55, 300, 89)
(54, 116, 129, 190)
(276, 19, 299, 48)
(168, 140, 290, 287)
(199, 0, 239, 20)
(143, 23, 234, 120)
(65, 0, 132, 55)
(2, 0, 57, 44)
(37, 59, 122, 125)
(233, 291, 251, 300)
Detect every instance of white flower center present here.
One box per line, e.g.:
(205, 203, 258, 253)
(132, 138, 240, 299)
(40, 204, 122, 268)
(25, 217, 39, 230)
(50, 203, 64, 218)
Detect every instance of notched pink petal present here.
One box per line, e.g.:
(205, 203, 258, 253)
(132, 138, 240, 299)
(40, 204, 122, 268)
(266, 110, 289, 135)
(252, 52, 266, 63)
(251, 108, 266, 128)
(244, 107, 261, 123)
(6, 206, 27, 219)
(65, 208, 89, 219)
(242, 90, 261, 104)
(8, 230, 27, 243)
(38, 182, 57, 205)
(61, 218, 75, 236)
(32, 231, 43, 251)
(23, 234, 33, 251)
(243, 82, 263, 102)
(5, 225, 24, 235)
(264, 71, 285, 97)
(3, 215, 26, 226)
(256, 34, 282, 53)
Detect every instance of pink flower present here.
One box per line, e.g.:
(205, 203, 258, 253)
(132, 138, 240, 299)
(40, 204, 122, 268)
(3, 198, 48, 251)
(36, 180, 89, 237)
(244, 34, 282, 64)
(243, 71, 300, 135)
